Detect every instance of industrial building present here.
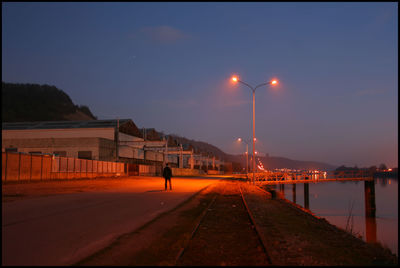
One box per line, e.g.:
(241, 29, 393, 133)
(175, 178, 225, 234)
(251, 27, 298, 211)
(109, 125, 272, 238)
(2, 119, 226, 174)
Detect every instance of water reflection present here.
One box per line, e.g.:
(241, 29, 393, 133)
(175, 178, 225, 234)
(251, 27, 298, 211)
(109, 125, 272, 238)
(281, 178, 398, 255)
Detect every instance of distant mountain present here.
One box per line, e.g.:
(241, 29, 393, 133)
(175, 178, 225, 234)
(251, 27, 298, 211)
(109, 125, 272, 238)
(2, 82, 97, 122)
(168, 134, 337, 171)
(257, 155, 337, 171)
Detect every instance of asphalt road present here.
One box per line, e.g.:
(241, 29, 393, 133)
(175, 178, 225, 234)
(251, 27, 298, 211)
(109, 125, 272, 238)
(2, 176, 222, 266)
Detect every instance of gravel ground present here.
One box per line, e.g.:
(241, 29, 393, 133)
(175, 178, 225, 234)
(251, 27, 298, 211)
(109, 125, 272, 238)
(243, 184, 398, 266)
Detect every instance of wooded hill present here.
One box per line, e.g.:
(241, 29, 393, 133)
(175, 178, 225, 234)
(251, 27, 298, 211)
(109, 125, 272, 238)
(2, 82, 96, 122)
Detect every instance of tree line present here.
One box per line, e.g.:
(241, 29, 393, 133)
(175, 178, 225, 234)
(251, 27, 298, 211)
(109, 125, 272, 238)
(2, 81, 97, 122)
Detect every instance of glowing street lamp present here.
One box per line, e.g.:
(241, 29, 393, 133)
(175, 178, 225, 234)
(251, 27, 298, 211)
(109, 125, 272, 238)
(231, 75, 278, 185)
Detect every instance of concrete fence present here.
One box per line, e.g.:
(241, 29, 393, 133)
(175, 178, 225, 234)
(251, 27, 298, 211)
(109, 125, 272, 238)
(2, 152, 125, 181)
(139, 164, 162, 176)
(171, 167, 206, 176)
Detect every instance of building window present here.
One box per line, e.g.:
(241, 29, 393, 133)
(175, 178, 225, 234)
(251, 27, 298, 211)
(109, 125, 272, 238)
(53, 151, 67, 157)
(5, 148, 17, 153)
(78, 151, 92, 160)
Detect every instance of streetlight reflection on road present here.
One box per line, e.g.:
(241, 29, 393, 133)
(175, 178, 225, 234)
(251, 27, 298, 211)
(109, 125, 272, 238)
(231, 75, 278, 185)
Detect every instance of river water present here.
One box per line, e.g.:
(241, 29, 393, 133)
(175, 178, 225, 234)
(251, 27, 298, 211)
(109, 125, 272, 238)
(275, 177, 398, 256)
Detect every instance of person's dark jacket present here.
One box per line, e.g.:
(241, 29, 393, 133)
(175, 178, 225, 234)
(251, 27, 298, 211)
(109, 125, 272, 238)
(163, 166, 172, 179)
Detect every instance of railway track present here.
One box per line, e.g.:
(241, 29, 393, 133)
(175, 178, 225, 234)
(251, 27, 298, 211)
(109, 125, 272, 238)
(174, 181, 272, 266)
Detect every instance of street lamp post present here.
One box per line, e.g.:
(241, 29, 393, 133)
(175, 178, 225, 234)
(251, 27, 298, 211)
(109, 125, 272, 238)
(232, 76, 278, 185)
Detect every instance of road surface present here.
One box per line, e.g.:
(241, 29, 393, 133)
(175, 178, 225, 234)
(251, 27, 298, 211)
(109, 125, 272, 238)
(2, 176, 222, 266)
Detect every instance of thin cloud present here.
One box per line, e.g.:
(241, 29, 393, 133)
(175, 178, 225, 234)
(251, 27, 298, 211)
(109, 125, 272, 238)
(140, 25, 190, 44)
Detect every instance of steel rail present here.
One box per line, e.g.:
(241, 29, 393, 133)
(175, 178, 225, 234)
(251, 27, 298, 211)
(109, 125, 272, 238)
(175, 182, 272, 265)
(238, 183, 272, 265)
(174, 190, 220, 264)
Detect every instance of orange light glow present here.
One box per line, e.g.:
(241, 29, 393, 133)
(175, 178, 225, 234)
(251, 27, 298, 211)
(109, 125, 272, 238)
(232, 76, 238, 82)
(237, 138, 242, 142)
(271, 79, 278, 85)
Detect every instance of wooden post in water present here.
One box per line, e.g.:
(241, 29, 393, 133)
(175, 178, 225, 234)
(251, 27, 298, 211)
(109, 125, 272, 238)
(304, 181, 309, 210)
(364, 180, 376, 217)
(292, 183, 296, 204)
(364, 180, 377, 243)
(280, 184, 285, 199)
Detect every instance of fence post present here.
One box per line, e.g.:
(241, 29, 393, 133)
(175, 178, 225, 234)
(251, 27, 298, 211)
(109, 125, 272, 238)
(59, 156, 61, 179)
(5, 152, 8, 181)
(41, 154, 43, 180)
(66, 157, 69, 180)
(50, 155, 53, 180)
(30, 153, 32, 181)
(18, 152, 21, 181)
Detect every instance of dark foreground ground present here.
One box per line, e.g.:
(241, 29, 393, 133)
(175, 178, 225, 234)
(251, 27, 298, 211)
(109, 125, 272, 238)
(3, 177, 398, 266)
(77, 180, 396, 266)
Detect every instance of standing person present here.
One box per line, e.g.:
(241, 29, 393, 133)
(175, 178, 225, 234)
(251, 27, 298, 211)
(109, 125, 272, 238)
(163, 163, 172, 190)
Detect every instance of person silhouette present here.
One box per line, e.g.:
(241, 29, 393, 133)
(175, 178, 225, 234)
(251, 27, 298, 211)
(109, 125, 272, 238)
(163, 163, 172, 190)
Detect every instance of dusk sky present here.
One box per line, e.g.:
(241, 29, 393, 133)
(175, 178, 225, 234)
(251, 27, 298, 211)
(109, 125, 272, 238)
(2, 2, 398, 168)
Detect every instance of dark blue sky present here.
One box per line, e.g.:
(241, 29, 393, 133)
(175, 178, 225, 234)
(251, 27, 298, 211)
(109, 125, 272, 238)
(2, 2, 398, 168)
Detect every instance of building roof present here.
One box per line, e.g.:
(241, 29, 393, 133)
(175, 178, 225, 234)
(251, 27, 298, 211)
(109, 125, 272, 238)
(2, 119, 133, 130)
(3, 119, 145, 138)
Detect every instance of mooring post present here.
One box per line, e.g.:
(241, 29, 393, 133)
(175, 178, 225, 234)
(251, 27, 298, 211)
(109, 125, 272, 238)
(364, 180, 377, 243)
(292, 183, 296, 204)
(304, 182, 309, 210)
